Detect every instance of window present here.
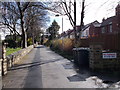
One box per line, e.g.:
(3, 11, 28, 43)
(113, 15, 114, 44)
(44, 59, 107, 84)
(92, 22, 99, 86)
(86, 30, 89, 36)
(110, 25, 112, 32)
(102, 27, 105, 33)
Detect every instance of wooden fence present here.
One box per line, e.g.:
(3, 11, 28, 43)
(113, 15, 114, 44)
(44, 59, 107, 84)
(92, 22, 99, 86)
(80, 33, 120, 51)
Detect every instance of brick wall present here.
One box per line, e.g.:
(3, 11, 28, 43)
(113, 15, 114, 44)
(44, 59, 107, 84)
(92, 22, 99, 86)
(89, 43, 102, 70)
(89, 43, 120, 71)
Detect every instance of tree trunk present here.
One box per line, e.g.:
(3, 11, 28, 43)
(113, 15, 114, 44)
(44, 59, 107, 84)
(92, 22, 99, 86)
(32, 33, 35, 46)
(17, 2, 27, 48)
(21, 30, 27, 48)
(21, 16, 27, 48)
(79, 0, 85, 40)
(74, 0, 78, 45)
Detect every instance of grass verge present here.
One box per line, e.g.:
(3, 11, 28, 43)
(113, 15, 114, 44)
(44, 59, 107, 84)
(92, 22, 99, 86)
(6, 48, 21, 56)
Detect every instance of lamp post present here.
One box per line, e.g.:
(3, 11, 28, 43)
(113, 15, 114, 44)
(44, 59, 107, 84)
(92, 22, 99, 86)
(55, 14, 64, 51)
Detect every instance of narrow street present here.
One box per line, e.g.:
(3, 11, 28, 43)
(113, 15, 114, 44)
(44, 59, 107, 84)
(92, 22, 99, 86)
(1, 1, 120, 89)
(2, 45, 120, 88)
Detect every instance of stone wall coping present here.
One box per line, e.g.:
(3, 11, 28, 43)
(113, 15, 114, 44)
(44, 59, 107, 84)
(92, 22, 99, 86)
(6, 45, 33, 60)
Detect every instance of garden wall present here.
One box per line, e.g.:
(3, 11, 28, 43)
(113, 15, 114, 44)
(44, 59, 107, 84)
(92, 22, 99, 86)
(6, 45, 34, 69)
(89, 43, 120, 71)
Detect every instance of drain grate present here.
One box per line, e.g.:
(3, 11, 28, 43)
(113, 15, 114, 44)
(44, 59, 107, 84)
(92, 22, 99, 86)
(67, 74, 85, 82)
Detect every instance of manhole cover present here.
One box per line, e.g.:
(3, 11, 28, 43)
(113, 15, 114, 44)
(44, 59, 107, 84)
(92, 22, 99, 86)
(67, 74, 85, 82)
(62, 63, 74, 69)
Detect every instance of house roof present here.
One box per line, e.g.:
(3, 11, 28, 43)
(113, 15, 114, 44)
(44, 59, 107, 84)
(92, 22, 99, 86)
(92, 21, 101, 27)
(60, 31, 66, 37)
(60, 20, 101, 37)
(101, 16, 115, 26)
(81, 24, 90, 31)
(81, 20, 100, 31)
(67, 29, 74, 35)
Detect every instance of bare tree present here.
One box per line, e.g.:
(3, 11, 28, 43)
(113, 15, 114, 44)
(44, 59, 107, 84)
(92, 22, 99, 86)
(0, 1, 51, 48)
(52, 0, 84, 44)
(25, 5, 49, 45)
(0, 2, 20, 35)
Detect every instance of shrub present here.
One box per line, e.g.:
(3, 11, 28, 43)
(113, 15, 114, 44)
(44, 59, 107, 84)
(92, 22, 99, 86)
(51, 39, 60, 50)
(43, 38, 49, 45)
(62, 38, 74, 52)
(27, 38, 33, 46)
(5, 39, 16, 48)
(4, 35, 21, 48)
(50, 38, 74, 52)
(44, 39, 51, 46)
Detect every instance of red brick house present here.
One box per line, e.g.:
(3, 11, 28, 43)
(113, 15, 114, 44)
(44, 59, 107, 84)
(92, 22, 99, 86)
(94, 3, 120, 36)
(88, 3, 120, 50)
(85, 3, 119, 38)
(89, 21, 101, 37)
(60, 3, 120, 39)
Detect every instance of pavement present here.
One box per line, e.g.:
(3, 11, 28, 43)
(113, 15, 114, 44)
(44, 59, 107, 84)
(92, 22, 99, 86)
(2, 45, 120, 88)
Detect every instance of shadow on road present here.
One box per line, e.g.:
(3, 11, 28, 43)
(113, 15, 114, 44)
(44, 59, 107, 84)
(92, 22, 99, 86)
(9, 58, 64, 71)
(23, 47, 43, 88)
(8, 61, 41, 70)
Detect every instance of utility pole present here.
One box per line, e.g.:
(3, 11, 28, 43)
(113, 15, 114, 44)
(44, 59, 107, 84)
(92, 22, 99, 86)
(62, 16, 64, 50)
(81, 0, 85, 26)
(55, 14, 64, 51)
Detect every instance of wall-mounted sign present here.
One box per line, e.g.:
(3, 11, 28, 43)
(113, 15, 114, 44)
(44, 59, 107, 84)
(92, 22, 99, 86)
(103, 53, 117, 59)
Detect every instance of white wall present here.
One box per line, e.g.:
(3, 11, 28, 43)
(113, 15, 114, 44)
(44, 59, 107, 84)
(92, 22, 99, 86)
(81, 27, 90, 38)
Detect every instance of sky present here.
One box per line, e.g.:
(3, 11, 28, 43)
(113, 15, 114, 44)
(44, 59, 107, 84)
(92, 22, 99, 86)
(49, 0, 120, 34)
